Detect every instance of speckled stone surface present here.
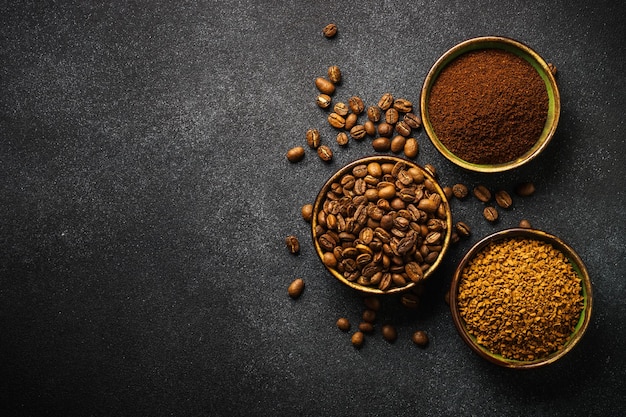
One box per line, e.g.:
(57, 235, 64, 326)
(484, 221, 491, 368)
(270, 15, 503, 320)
(1, 1, 625, 416)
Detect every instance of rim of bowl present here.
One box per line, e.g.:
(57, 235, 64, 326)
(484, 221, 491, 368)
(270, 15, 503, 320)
(449, 228, 593, 369)
(311, 155, 453, 295)
(420, 36, 561, 173)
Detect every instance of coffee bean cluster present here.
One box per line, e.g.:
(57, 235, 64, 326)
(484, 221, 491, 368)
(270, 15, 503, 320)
(314, 160, 449, 291)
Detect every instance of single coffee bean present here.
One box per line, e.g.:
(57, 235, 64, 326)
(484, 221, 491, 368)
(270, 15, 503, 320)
(351, 331, 364, 348)
(336, 132, 349, 146)
(403, 112, 422, 129)
(519, 219, 532, 228)
(315, 77, 335, 95)
(390, 135, 406, 153)
(348, 96, 365, 114)
(328, 112, 346, 129)
(382, 324, 397, 342)
(317, 145, 333, 162)
(367, 106, 381, 122)
(286, 235, 300, 254)
(328, 65, 342, 84)
(362, 309, 376, 323)
(395, 120, 411, 137)
(452, 183, 468, 199)
(316, 94, 332, 109)
(344, 113, 357, 131)
(377, 122, 394, 137)
(372, 137, 391, 152)
(322, 23, 337, 38)
(286, 146, 305, 162)
(495, 190, 513, 208)
(483, 206, 499, 222)
(336, 317, 350, 331)
(301, 204, 313, 222)
(306, 128, 321, 149)
(363, 296, 381, 311)
(288, 278, 304, 299)
(401, 293, 420, 309)
(473, 185, 492, 202)
(350, 125, 367, 140)
(393, 98, 412, 113)
(385, 108, 399, 124)
(450, 232, 460, 244)
(404, 138, 418, 158)
(412, 330, 429, 347)
(333, 102, 349, 116)
(455, 221, 471, 238)
(364, 120, 376, 136)
(442, 186, 453, 200)
(378, 93, 394, 110)
(547, 62, 558, 76)
(515, 181, 536, 197)
(358, 322, 374, 333)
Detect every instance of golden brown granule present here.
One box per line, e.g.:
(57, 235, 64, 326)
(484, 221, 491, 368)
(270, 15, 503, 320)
(457, 238, 584, 361)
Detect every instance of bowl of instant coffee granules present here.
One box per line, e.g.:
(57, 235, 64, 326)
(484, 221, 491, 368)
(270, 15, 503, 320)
(421, 36, 560, 173)
(311, 156, 452, 294)
(449, 228, 592, 369)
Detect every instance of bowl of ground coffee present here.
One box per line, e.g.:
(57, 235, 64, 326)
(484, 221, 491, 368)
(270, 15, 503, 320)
(311, 156, 452, 294)
(449, 228, 592, 369)
(421, 36, 560, 173)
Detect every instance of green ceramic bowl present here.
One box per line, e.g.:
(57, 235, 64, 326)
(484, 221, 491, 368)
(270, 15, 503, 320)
(420, 36, 560, 173)
(449, 228, 592, 369)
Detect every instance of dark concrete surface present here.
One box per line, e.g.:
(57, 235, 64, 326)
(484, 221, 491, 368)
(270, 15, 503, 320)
(1, 1, 625, 416)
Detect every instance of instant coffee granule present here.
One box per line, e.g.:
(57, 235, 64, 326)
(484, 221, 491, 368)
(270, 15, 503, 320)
(428, 49, 549, 165)
(457, 237, 583, 361)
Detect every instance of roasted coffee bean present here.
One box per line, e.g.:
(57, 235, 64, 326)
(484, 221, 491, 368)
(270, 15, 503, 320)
(377, 122, 394, 137)
(519, 219, 532, 228)
(344, 113, 357, 131)
(382, 324, 397, 342)
(336, 131, 349, 146)
(286, 235, 300, 254)
(328, 65, 342, 84)
(455, 221, 471, 238)
(363, 296, 381, 311)
(395, 120, 411, 137)
(351, 331, 364, 347)
(403, 112, 422, 129)
(547, 62, 558, 76)
(322, 23, 338, 38)
(385, 108, 399, 124)
(316, 94, 332, 108)
(412, 330, 429, 347)
(364, 120, 376, 136)
(301, 204, 313, 222)
(317, 145, 333, 162)
(404, 138, 418, 158)
(452, 183, 468, 199)
(288, 278, 304, 299)
(392, 98, 412, 113)
(348, 96, 365, 114)
(473, 185, 492, 202)
(336, 317, 350, 331)
(442, 186, 453, 200)
(306, 128, 321, 149)
(333, 102, 349, 117)
(358, 322, 374, 333)
(315, 77, 335, 95)
(405, 262, 424, 282)
(350, 125, 367, 140)
(367, 106, 381, 122)
(401, 293, 420, 309)
(378, 93, 394, 110)
(372, 137, 391, 152)
(286, 146, 305, 162)
(362, 309, 376, 323)
(483, 206, 499, 222)
(495, 190, 513, 208)
(328, 112, 346, 129)
(390, 135, 406, 153)
(515, 182, 536, 197)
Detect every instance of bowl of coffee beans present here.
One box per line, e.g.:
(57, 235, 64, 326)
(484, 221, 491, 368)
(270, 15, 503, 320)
(420, 36, 560, 173)
(449, 228, 592, 369)
(311, 156, 452, 294)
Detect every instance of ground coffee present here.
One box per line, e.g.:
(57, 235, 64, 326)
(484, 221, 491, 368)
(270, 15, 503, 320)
(428, 49, 548, 165)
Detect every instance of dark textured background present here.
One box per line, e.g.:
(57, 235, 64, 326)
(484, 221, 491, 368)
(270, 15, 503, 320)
(1, 1, 625, 416)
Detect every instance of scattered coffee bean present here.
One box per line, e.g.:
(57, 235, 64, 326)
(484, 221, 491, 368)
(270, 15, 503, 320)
(351, 331, 364, 348)
(515, 182, 536, 197)
(344, 113, 357, 131)
(328, 112, 346, 129)
(333, 102, 349, 116)
(390, 135, 406, 153)
(350, 125, 367, 140)
(382, 324, 397, 342)
(301, 204, 313, 222)
(473, 185, 492, 202)
(393, 98, 412, 113)
(315, 77, 335, 95)
(306, 128, 321, 149)
(336, 317, 351, 331)
(288, 278, 305, 299)
(286, 146, 305, 162)
(442, 186, 453, 199)
(378, 93, 393, 111)
(286, 235, 300, 254)
(452, 183, 468, 199)
(385, 108, 399, 124)
(372, 137, 391, 152)
(317, 145, 333, 162)
(362, 309, 376, 323)
(367, 106, 381, 122)
(322, 23, 338, 38)
(403, 112, 422, 129)
(316, 94, 332, 109)
(404, 138, 418, 158)
(483, 206, 499, 222)
(364, 296, 381, 311)
(364, 120, 376, 136)
(455, 221, 471, 238)
(348, 96, 365, 114)
(358, 322, 374, 333)
(328, 65, 342, 84)
(395, 120, 411, 137)
(336, 132, 349, 146)
(495, 190, 513, 209)
(377, 122, 394, 137)
(519, 219, 532, 228)
(412, 330, 429, 347)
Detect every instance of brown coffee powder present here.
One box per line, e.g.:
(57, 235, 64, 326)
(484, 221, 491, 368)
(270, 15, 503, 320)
(428, 49, 549, 165)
